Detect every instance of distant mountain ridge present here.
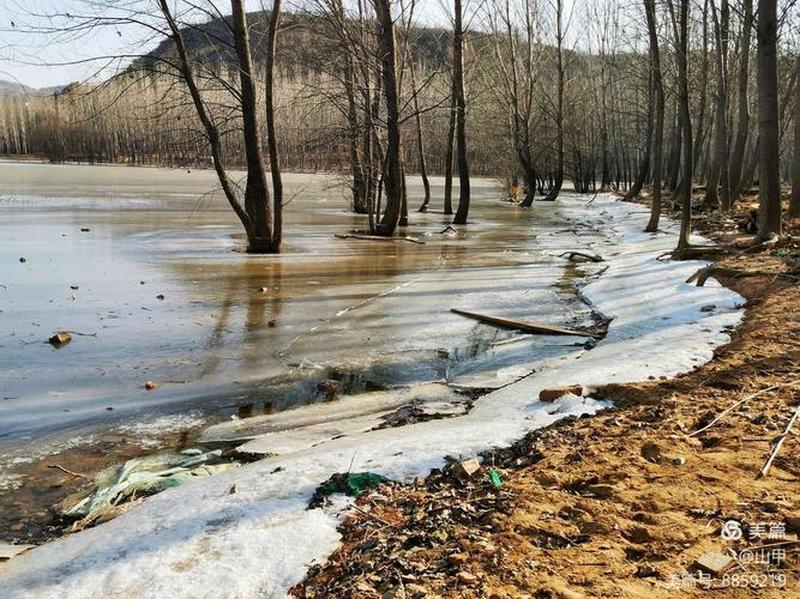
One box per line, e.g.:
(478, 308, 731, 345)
(0, 79, 66, 97)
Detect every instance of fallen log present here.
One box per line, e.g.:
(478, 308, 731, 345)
(450, 308, 597, 338)
(558, 251, 604, 263)
(335, 233, 425, 245)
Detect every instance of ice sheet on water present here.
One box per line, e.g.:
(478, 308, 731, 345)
(0, 194, 744, 599)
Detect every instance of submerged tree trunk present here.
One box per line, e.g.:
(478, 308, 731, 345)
(443, 76, 456, 215)
(157, 0, 280, 254)
(756, 0, 781, 241)
(373, 0, 402, 236)
(265, 0, 283, 251)
(452, 0, 471, 225)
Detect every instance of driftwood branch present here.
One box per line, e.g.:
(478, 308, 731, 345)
(558, 251, 605, 263)
(450, 308, 598, 338)
(47, 464, 89, 480)
(335, 234, 425, 245)
(759, 404, 800, 478)
(687, 266, 800, 287)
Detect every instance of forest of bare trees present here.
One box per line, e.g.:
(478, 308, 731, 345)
(1, 0, 798, 251)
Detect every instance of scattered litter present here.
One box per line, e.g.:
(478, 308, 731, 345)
(693, 551, 734, 576)
(64, 450, 238, 527)
(454, 458, 481, 480)
(48, 331, 72, 347)
(487, 469, 502, 487)
(310, 472, 389, 508)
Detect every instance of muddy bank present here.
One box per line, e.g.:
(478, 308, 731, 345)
(294, 205, 800, 598)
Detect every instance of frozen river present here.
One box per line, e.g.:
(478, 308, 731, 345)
(0, 161, 593, 457)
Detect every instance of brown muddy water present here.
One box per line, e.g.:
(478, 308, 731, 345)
(0, 160, 596, 542)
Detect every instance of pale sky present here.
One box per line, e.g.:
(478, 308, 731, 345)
(0, 0, 589, 89)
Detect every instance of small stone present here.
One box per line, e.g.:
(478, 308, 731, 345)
(70, 285, 79, 290)
(640, 442, 663, 463)
(457, 571, 479, 585)
(672, 456, 686, 466)
(267, 320, 276, 328)
(454, 458, 481, 479)
(48, 331, 72, 347)
(701, 304, 716, 312)
(635, 563, 658, 578)
(19, 256, 26, 263)
(80, 228, 91, 232)
(404, 583, 428, 598)
(258, 286, 269, 293)
(539, 385, 583, 402)
(448, 553, 469, 565)
(583, 484, 614, 499)
(156, 294, 165, 300)
(145, 381, 158, 391)
(229, 484, 237, 495)
(105, 406, 114, 411)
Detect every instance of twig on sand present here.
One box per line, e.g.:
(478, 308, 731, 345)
(759, 404, 800, 479)
(47, 464, 89, 480)
(688, 380, 800, 437)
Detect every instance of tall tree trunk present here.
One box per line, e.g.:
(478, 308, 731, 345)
(373, 0, 402, 236)
(265, 0, 283, 252)
(544, 0, 565, 202)
(643, 0, 664, 235)
(729, 0, 753, 199)
(410, 61, 432, 212)
(692, 0, 710, 177)
(792, 53, 800, 218)
(231, 0, 274, 253)
(668, 0, 693, 251)
(452, 0, 471, 225)
(443, 75, 456, 215)
(756, 0, 781, 241)
(705, 0, 729, 210)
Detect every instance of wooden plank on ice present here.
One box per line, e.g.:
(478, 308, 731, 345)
(335, 233, 425, 244)
(450, 308, 597, 338)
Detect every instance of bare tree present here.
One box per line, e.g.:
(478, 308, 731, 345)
(643, 0, 665, 233)
(666, 0, 693, 251)
(373, 0, 402, 236)
(452, 0, 472, 224)
(755, 0, 781, 241)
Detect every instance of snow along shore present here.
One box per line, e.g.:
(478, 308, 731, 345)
(0, 194, 743, 598)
